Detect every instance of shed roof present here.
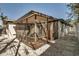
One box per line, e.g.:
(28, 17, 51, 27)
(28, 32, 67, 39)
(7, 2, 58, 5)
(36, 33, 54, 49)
(16, 10, 72, 26)
(17, 10, 56, 22)
(57, 19, 73, 27)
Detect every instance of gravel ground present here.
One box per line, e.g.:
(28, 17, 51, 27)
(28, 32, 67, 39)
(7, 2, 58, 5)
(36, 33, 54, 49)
(41, 33, 79, 56)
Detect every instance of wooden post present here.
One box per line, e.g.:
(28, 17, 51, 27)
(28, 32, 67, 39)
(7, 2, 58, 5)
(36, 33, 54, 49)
(58, 21, 61, 39)
(25, 18, 28, 41)
(25, 18, 28, 30)
(47, 18, 49, 40)
(34, 14, 37, 42)
(50, 23, 53, 40)
(40, 21, 46, 36)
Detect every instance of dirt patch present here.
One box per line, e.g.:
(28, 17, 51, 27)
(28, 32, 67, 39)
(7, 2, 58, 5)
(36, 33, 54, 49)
(20, 37, 47, 50)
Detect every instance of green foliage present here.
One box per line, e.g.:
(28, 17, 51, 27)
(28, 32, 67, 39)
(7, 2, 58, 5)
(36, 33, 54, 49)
(0, 25, 3, 29)
(0, 16, 7, 20)
(71, 4, 79, 16)
(67, 3, 79, 23)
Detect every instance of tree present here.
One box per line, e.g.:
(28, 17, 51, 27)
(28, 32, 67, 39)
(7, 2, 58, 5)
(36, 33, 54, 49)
(0, 8, 7, 24)
(0, 8, 7, 34)
(67, 4, 79, 39)
(67, 3, 79, 22)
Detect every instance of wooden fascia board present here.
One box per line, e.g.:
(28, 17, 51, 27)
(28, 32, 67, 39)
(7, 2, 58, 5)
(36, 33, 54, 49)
(17, 12, 55, 23)
(17, 13, 35, 22)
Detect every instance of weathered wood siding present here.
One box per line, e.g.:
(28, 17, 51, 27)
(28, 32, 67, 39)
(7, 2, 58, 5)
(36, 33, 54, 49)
(15, 14, 58, 41)
(53, 21, 58, 39)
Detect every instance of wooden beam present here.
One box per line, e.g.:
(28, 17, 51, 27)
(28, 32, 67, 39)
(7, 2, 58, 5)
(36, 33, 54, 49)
(47, 17, 50, 40)
(15, 20, 55, 25)
(25, 18, 28, 30)
(38, 21, 47, 36)
(17, 14, 35, 22)
(34, 14, 37, 42)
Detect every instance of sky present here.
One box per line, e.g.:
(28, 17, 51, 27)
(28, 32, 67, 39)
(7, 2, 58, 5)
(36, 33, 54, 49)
(0, 3, 68, 20)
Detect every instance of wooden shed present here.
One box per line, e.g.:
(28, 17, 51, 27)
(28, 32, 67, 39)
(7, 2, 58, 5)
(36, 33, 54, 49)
(14, 10, 72, 49)
(14, 10, 59, 49)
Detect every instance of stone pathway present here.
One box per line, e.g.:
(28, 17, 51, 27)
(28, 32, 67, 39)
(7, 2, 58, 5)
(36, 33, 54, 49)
(0, 34, 50, 56)
(0, 34, 29, 56)
(41, 33, 79, 56)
